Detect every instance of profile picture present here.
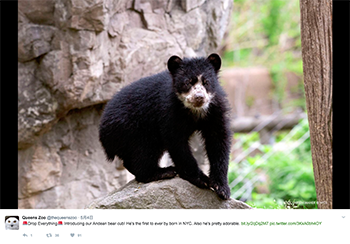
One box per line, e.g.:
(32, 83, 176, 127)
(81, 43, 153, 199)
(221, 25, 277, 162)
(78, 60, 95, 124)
(5, 216, 19, 230)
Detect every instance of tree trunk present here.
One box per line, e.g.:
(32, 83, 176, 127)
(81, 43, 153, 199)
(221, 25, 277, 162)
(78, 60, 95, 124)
(299, 0, 333, 209)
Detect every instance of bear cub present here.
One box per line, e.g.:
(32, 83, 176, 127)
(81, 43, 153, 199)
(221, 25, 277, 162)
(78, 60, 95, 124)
(99, 53, 232, 200)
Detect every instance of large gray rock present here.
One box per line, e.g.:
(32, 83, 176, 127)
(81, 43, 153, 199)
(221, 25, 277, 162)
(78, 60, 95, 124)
(18, 105, 132, 209)
(18, 24, 57, 62)
(18, 0, 233, 209)
(87, 177, 252, 209)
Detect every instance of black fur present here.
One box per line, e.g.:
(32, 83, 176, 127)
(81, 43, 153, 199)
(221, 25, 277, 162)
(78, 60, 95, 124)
(99, 54, 232, 200)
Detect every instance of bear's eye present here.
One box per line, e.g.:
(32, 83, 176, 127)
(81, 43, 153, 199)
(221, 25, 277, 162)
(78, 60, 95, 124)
(181, 80, 191, 90)
(14, 220, 16, 223)
(202, 78, 208, 85)
(183, 79, 191, 87)
(8, 221, 10, 223)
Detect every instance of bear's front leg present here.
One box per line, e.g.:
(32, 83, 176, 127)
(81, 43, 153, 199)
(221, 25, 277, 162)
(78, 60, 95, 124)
(202, 123, 232, 200)
(206, 143, 231, 200)
(167, 142, 210, 189)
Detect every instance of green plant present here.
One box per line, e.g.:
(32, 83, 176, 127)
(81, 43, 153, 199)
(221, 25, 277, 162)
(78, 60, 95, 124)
(222, 0, 305, 109)
(229, 118, 317, 209)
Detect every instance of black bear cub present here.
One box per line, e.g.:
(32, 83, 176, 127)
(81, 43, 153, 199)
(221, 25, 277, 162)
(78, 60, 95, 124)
(99, 53, 232, 200)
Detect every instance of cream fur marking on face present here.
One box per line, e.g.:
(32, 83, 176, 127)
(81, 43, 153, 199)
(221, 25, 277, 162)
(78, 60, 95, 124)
(5, 217, 19, 230)
(177, 74, 214, 117)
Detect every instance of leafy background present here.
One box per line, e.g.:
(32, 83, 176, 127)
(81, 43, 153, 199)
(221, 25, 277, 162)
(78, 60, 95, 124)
(222, 0, 316, 209)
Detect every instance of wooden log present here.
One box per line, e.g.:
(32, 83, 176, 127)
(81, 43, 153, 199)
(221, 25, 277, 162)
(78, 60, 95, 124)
(230, 113, 306, 133)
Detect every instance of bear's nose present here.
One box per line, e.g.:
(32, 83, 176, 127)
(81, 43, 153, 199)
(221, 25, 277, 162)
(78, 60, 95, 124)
(195, 93, 204, 100)
(193, 93, 205, 107)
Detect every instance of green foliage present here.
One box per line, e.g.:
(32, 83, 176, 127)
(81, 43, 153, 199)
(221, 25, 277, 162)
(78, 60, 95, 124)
(223, 0, 304, 108)
(224, 0, 315, 209)
(261, 0, 286, 45)
(228, 118, 317, 209)
(235, 131, 260, 150)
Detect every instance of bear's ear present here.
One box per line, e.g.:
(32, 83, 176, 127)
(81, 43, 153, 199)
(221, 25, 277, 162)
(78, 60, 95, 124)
(207, 53, 221, 72)
(167, 55, 182, 74)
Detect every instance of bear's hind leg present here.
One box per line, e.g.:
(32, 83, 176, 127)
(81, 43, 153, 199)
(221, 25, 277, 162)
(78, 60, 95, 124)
(123, 153, 177, 183)
(137, 166, 177, 183)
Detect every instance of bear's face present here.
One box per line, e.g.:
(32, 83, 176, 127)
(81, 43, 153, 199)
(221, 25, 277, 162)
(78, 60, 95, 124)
(5, 217, 19, 230)
(168, 54, 221, 116)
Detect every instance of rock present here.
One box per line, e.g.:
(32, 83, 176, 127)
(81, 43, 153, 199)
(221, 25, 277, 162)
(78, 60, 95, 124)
(181, 0, 205, 12)
(108, 12, 128, 37)
(18, 0, 234, 209)
(221, 67, 303, 117)
(221, 67, 275, 117)
(142, 12, 167, 31)
(18, 24, 56, 62)
(68, 2, 107, 32)
(18, 61, 59, 149)
(18, 105, 131, 209)
(182, 7, 206, 51)
(18, 0, 55, 25)
(18, 144, 62, 198)
(87, 177, 252, 209)
(134, 0, 168, 12)
(205, 0, 233, 51)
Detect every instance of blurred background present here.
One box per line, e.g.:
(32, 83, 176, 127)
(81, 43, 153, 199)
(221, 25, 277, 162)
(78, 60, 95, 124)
(18, 0, 316, 209)
(220, 0, 316, 209)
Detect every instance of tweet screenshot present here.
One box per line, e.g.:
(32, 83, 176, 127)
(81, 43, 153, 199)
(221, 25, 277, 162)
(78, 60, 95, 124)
(5, 0, 348, 243)
(1, 209, 349, 243)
